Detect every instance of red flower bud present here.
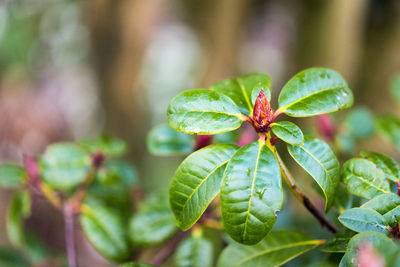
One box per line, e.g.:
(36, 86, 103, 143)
(252, 89, 273, 132)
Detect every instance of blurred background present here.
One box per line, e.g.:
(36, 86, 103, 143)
(1, 0, 400, 266)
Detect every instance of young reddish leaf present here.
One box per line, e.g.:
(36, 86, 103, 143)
(252, 89, 273, 132)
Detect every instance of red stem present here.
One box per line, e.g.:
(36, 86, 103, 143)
(150, 231, 190, 266)
(396, 181, 400, 196)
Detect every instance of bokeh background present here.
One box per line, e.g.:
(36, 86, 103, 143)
(1, 0, 400, 266)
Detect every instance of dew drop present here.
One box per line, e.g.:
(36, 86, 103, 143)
(274, 209, 280, 218)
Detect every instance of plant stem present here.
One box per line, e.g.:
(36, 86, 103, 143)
(63, 204, 77, 267)
(150, 231, 190, 266)
(274, 151, 338, 233)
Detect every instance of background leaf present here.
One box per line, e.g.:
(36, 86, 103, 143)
(0, 247, 30, 267)
(220, 141, 282, 245)
(6, 190, 31, 248)
(175, 232, 214, 267)
(390, 75, 400, 106)
(39, 143, 91, 191)
(167, 89, 244, 134)
(147, 124, 194, 156)
(338, 208, 389, 234)
(270, 121, 304, 145)
(345, 231, 396, 266)
(278, 68, 353, 117)
(170, 144, 238, 230)
(0, 164, 26, 189)
(344, 107, 374, 139)
(287, 137, 340, 210)
(217, 230, 323, 267)
(361, 193, 400, 226)
(375, 115, 400, 149)
(210, 73, 271, 116)
(342, 158, 390, 199)
(80, 204, 130, 262)
(129, 197, 177, 247)
(360, 151, 400, 182)
(79, 136, 127, 157)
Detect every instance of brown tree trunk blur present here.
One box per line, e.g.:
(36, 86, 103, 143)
(82, 0, 166, 163)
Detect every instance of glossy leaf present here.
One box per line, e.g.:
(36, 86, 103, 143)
(361, 193, 400, 226)
(167, 89, 244, 134)
(375, 115, 400, 149)
(211, 73, 271, 115)
(339, 254, 350, 267)
(170, 144, 238, 230)
(344, 107, 374, 139)
(129, 198, 177, 247)
(6, 190, 31, 248)
(360, 151, 400, 182)
(147, 124, 194, 156)
(278, 68, 353, 117)
(342, 158, 390, 199)
(321, 233, 352, 253)
(287, 137, 340, 210)
(0, 164, 26, 189)
(80, 204, 130, 262)
(217, 230, 323, 267)
(39, 143, 91, 190)
(220, 140, 282, 245)
(80, 136, 127, 157)
(338, 208, 389, 234)
(270, 121, 304, 145)
(175, 233, 214, 267)
(346, 231, 396, 266)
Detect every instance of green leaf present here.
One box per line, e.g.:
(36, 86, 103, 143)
(342, 158, 390, 199)
(211, 73, 271, 115)
(287, 137, 340, 211)
(80, 204, 130, 262)
(170, 144, 238, 230)
(344, 107, 374, 139)
(346, 231, 396, 266)
(360, 151, 400, 182)
(129, 199, 177, 247)
(147, 124, 194, 156)
(80, 136, 127, 157)
(339, 254, 350, 267)
(39, 143, 91, 191)
(278, 68, 353, 117)
(338, 208, 389, 234)
(375, 115, 400, 149)
(270, 121, 304, 145)
(0, 247, 30, 267)
(6, 190, 31, 248)
(0, 164, 26, 189)
(121, 263, 154, 267)
(175, 233, 214, 267)
(390, 75, 400, 106)
(220, 140, 282, 245)
(361, 193, 400, 226)
(97, 159, 138, 186)
(167, 89, 244, 135)
(321, 232, 352, 253)
(217, 230, 323, 267)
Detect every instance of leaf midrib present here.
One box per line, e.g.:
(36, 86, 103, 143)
(170, 110, 242, 118)
(339, 216, 386, 231)
(279, 85, 346, 111)
(347, 173, 389, 194)
(242, 142, 263, 242)
(234, 240, 321, 267)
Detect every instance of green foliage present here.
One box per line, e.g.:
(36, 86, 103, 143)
(270, 121, 304, 145)
(344, 107, 375, 139)
(320, 231, 353, 253)
(342, 158, 390, 199)
(6, 190, 31, 248)
(338, 208, 389, 234)
(39, 143, 91, 191)
(217, 231, 323, 267)
(0, 164, 26, 189)
(361, 193, 400, 226)
(147, 124, 194, 156)
(376, 115, 400, 149)
(129, 196, 177, 247)
(80, 136, 127, 157)
(360, 151, 400, 182)
(175, 232, 214, 267)
(221, 140, 282, 245)
(0, 247, 30, 267)
(211, 73, 271, 116)
(287, 137, 340, 210)
(278, 68, 353, 117)
(80, 203, 130, 262)
(170, 144, 238, 230)
(167, 89, 244, 134)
